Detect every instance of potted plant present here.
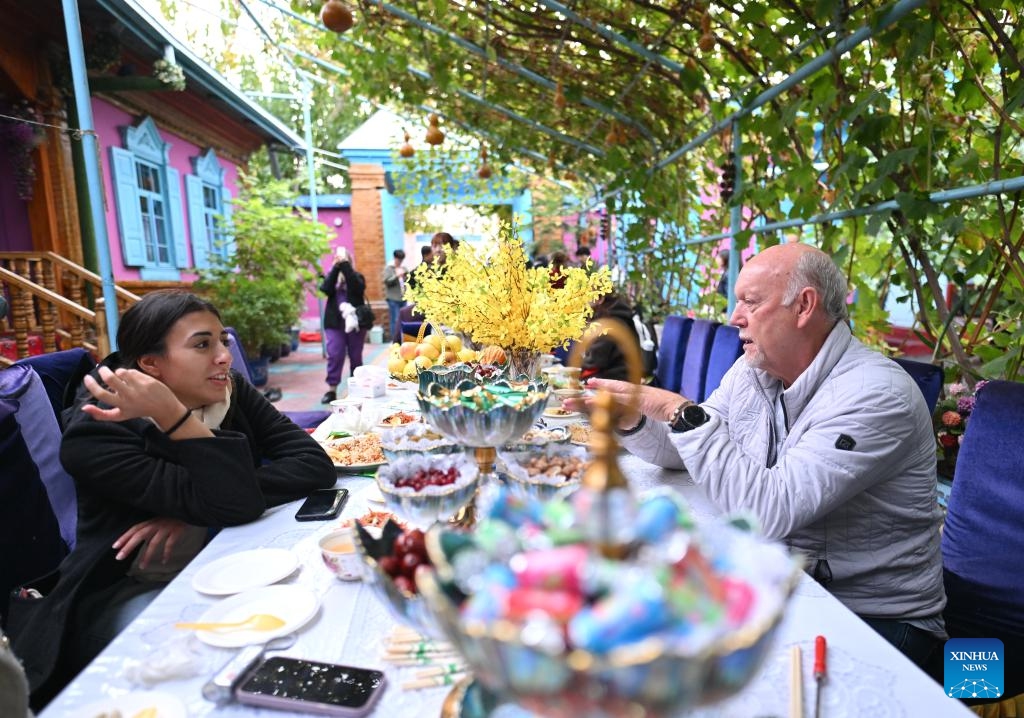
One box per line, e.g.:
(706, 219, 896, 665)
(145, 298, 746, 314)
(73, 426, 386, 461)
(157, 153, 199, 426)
(194, 174, 330, 377)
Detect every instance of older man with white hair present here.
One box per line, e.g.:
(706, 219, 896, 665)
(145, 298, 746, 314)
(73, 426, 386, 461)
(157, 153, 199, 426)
(574, 243, 946, 668)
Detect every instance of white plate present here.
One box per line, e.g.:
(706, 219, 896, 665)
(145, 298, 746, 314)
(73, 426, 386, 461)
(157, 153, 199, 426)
(193, 584, 320, 648)
(191, 548, 298, 596)
(78, 690, 187, 718)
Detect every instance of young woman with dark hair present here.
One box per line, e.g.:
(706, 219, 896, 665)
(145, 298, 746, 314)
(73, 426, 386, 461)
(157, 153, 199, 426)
(7, 290, 335, 708)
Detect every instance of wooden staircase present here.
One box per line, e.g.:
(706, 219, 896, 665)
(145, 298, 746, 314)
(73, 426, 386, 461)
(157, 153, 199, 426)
(0, 252, 140, 366)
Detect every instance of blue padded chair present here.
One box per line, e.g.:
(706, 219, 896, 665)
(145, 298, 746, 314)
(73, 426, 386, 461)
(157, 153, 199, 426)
(225, 328, 255, 384)
(940, 380, 1024, 698)
(399, 304, 430, 343)
(702, 324, 743, 401)
(679, 319, 719, 402)
(15, 348, 96, 427)
(226, 327, 329, 430)
(654, 316, 693, 393)
(1, 365, 75, 618)
(892, 357, 943, 414)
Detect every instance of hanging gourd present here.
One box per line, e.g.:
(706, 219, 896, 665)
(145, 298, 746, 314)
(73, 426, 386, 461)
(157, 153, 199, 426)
(605, 122, 620, 146)
(477, 145, 492, 179)
(399, 131, 415, 158)
(424, 114, 445, 146)
(320, 1, 355, 33)
(554, 80, 567, 111)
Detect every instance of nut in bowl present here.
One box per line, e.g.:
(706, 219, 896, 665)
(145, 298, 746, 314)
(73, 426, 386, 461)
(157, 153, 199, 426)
(498, 443, 589, 501)
(375, 454, 481, 528)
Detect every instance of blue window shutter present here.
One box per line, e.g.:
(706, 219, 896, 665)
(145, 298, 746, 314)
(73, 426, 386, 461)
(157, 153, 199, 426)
(185, 174, 209, 269)
(109, 147, 145, 266)
(165, 167, 188, 269)
(221, 186, 235, 259)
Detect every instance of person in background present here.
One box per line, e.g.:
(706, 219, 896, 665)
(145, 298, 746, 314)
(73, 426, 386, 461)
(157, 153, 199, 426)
(568, 243, 946, 668)
(549, 250, 569, 289)
(430, 232, 460, 268)
(6, 291, 335, 708)
(407, 244, 433, 291)
(716, 248, 731, 298)
(574, 245, 592, 268)
(580, 291, 641, 382)
(382, 249, 408, 343)
(320, 247, 369, 404)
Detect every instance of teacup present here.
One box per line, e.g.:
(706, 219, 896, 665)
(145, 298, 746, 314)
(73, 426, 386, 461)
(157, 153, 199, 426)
(329, 398, 363, 416)
(318, 528, 363, 581)
(553, 387, 585, 404)
(544, 366, 582, 390)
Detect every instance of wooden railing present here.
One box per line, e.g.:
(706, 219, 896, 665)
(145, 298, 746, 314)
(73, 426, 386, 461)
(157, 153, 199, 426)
(0, 252, 140, 366)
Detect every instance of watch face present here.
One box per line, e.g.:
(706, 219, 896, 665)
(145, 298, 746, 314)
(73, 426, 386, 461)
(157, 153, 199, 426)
(683, 404, 708, 427)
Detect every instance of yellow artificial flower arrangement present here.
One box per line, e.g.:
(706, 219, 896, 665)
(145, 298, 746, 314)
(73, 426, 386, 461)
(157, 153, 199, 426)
(405, 225, 613, 355)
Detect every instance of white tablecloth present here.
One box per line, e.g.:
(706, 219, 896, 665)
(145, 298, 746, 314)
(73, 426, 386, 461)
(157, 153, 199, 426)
(41, 386, 971, 717)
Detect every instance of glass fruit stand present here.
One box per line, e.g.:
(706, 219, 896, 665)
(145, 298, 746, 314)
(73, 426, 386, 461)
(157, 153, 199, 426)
(360, 322, 802, 717)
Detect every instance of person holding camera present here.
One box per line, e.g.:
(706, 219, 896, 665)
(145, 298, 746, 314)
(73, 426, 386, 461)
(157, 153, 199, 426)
(320, 246, 370, 404)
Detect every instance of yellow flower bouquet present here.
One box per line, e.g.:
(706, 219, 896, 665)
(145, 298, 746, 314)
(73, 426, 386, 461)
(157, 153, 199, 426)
(404, 224, 612, 375)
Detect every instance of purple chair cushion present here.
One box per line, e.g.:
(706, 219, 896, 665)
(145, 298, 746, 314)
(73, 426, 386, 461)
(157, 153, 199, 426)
(703, 324, 743, 401)
(655, 316, 693, 393)
(942, 379, 1024, 630)
(679, 319, 719, 402)
(14, 349, 96, 427)
(225, 327, 254, 384)
(0, 365, 75, 616)
(892, 357, 943, 413)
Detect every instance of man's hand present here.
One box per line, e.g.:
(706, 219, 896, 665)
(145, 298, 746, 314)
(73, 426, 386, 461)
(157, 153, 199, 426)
(113, 517, 191, 569)
(563, 378, 690, 429)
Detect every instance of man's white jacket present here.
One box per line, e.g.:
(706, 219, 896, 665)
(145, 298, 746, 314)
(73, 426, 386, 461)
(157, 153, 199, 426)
(621, 322, 946, 622)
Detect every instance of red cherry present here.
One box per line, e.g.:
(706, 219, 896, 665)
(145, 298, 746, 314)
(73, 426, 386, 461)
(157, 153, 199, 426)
(393, 575, 415, 595)
(379, 555, 400, 577)
(400, 551, 422, 577)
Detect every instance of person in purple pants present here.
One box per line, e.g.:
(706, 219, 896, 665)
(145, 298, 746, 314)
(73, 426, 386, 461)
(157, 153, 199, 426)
(319, 247, 368, 404)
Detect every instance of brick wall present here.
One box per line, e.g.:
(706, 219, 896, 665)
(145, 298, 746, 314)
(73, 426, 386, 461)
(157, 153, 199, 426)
(348, 163, 386, 327)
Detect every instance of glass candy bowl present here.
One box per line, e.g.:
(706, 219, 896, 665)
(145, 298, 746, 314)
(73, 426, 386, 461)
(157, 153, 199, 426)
(416, 379, 550, 448)
(375, 454, 481, 528)
(416, 515, 804, 718)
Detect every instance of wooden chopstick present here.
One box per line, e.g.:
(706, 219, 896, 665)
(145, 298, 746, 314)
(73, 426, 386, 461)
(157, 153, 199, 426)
(790, 644, 803, 718)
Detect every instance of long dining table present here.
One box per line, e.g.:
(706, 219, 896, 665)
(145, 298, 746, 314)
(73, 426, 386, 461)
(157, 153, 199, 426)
(40, 385, 971, 718)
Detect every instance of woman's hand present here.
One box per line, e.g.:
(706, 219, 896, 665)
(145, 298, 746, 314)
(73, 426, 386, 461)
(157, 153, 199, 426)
(563, 378, 690, 430)
(81, 366, 186, 429)
(113, 517, 191, 569)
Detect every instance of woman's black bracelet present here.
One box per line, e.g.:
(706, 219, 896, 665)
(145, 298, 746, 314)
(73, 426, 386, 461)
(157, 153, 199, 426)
(164, 407, 192, 436)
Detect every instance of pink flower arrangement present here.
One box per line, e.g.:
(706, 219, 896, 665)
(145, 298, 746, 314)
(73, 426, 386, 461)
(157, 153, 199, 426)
(934, 380, 988, 479)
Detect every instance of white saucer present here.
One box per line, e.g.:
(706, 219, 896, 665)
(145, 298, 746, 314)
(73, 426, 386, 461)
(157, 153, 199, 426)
(193, 584, 320, 648)
(78, 690, 187, 718)
(191, 548, 299, 596)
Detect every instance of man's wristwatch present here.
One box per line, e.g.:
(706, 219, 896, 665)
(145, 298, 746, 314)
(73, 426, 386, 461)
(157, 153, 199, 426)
(668, 400, 709, 432)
